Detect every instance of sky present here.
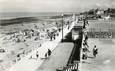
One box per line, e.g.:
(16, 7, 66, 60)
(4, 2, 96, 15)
(0, 0, 115, 12)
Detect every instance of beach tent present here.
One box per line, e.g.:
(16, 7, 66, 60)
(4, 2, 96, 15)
(51, 26, 58, 30)
(47, 26, 58, 32)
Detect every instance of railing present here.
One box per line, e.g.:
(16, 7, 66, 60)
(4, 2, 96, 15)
(87, 31, 113, 38)
(86, 27, 114, 38)
(56, 61, 79, 71)
(56, 27, 83, 71)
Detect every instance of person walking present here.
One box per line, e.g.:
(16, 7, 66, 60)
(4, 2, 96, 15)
(82, 52, 88, 60)
(36, 51, 39, 60)
(83, 40, 89, 48)
(45, 53, 48, 58)
(48, 49, 52, 57)
(50, 33, 53, 41)
(85, 34, 88, 42)
(83, 47, 90, 52)
(93, 45, 98, 58)
(83, 19, 86, 29)
(53, 33, 56, 40)
(17, 54, 21, 61)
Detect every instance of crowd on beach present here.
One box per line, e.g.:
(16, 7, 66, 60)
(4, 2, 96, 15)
(0, 24, 58, 71)
(28, 18, 73, 60)
(0, 16, 73, 71)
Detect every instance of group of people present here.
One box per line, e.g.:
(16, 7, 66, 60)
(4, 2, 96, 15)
(82, 33, 98, 60)
(7, 28, 40, 43)
(82, 17, 98, 60)
(48, 31, 57, 41)
(45, 49, 52, 58)
(7, 23, 55, 44)
(11, 25, 52, 62)
(29, 49, 52, 60)
(82, 34, 90, 60)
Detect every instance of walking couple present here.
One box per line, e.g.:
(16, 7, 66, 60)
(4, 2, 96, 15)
(45, 49, 52, 58)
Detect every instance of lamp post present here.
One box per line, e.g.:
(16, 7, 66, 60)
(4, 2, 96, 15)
(109, 16, 112, 38)
(62, 14, 64, 42)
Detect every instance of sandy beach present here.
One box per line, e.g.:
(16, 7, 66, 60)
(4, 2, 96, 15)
(0, 15, 72, 71)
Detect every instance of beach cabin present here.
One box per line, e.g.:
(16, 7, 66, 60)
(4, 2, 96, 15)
(72, 26, 83, 41)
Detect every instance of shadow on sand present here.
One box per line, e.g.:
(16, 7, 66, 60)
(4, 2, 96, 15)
(82, 61, 91, 64)
(87, 56, 94, 59)
(61, 31, 73, 42)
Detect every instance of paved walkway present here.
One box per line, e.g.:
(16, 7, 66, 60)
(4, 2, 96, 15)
(80, 38, 115, 71)
(37, 43, 74, 71)
(5, 19, 76, 71)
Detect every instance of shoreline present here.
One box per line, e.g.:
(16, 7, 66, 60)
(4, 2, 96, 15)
(0, 17, 40, 26)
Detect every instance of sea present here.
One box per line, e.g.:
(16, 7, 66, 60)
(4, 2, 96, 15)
(0, 12, 74, 20)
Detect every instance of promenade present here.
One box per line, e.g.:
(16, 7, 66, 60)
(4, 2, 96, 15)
(37, 42, 74, 71)
(5, 19, 77, 71)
